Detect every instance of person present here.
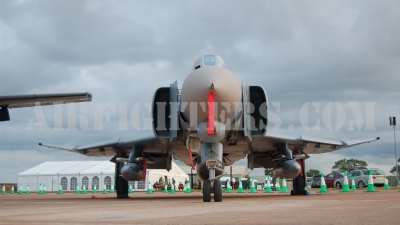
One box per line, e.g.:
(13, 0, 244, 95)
(178, 182, 184, 191)
(231, 177, 236, 189)
(246, 175, 250, 189)
(272, 169, 277, 191)
(153, 181, 159, 190)
(234, 179, 239, 189)
(172, 178, 176, 189)
(159, 176, 164, 184)
(198, 179, 202, 190)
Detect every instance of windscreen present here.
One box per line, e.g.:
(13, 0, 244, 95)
(204, 55, 216, 66)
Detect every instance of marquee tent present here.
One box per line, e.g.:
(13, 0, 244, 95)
(18, 161, 188, 192)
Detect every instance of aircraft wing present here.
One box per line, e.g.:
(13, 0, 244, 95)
(251, 133, 380, 155)
(39, 136, 188, 169)
(39, 136, 168, 157)
(0, 92, 92, 109)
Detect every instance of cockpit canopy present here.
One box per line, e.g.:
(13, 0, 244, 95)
(192, 54, 226, 71)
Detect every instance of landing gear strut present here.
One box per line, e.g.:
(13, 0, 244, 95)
(115, 162, 129, 198)
(290, 159, 307, 195)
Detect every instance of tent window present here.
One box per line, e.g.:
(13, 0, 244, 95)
(137, 181, 145, 189)
(104, 176, 112, 190)
(82, 176, 89, 190)
(70, 177, 77, 190)
(61, 177, 68, 190)
(92, 176, 99, 190)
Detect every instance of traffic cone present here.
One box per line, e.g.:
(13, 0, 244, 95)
(18, 184, 23, 195)
(320, 173, 327, 193)
(163, 182, 168, 193)
(342, 171, 350, 192)
(384, 175, 390, 190)
(75, 183, 80, 194)
(58, 182, 63, 194)
(250, 177, 256, 193)
(237, 178, 244, 193)
(170, 181, 175, 194)
(10, 185, 14, 194)
(38, 183, 43, 195)
(185, 180, 191, 193)
(147, 181, 153, 194)
(42, 184, 46, 194)
(110, 183, 115, 194)
(351, 177, 357, 190)
(265, 176, 272, 193)
(366, 170, 375, 192)
(102, 182, 107, 194)
(2, 184, 6, 195)
(281, 178, 288, 193)
(226, 179, 232, 193)
(82, 183, 87, 194)
(275, 178, 281, 192)
(26, 184, 30, 194)
(128, 182, 133, 193)
(93, 185, 97, 194)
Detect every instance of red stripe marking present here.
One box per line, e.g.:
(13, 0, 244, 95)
(142, 161, 147, 181)
(188, 146, 195, 170)
(298, 159, 303, 177)
(208, 91, 215, 135)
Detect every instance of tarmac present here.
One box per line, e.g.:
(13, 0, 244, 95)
(0, 189, 399, 225)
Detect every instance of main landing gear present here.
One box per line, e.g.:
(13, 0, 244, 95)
(115, 161, 129, 198)
(290, 158, 307, 196)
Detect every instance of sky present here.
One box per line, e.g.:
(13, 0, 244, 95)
(1, 0, 400, 182)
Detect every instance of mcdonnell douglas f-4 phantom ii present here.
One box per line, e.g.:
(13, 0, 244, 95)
(39, 54, 379, 202)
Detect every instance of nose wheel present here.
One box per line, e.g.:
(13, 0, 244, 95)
(203, 180, 211, 202)
(202, 179, 222, 202)
(213, 179, 222, 202)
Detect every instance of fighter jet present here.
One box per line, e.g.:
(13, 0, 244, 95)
(0, 93, 92, 122)
(39, 54, 379, 202)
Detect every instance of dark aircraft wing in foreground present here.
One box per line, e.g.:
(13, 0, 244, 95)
(0, 92, 92, 121)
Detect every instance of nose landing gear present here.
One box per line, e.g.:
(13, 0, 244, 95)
(202, 160, 224, 202)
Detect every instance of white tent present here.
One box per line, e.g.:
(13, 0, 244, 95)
(146, 161, 189, 190)
(18, 161, 188, 192)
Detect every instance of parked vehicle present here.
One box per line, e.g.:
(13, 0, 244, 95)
(324, 172, 343, 188)
(311, 175, 321, 188)
(334, 169, 385, 188)
(220, 177, 236, 188)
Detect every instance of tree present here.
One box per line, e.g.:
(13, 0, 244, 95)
(331, 158, 368, 172)
(306, 169, 321, 177)
(390, 165, 400, 174)
(390, 158, 400, 174)
(264, 168, 273, 176)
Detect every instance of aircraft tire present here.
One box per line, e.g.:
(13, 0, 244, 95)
(203, 180, 211, 202)
(213, 180, 222, 202)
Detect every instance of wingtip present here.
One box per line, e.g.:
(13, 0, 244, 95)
(38, 143, 42, 146)
(376, 137, 380, 140)
(86, 92, 93, 101)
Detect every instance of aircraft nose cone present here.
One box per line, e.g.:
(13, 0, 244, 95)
(181, 67, 242, 123)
